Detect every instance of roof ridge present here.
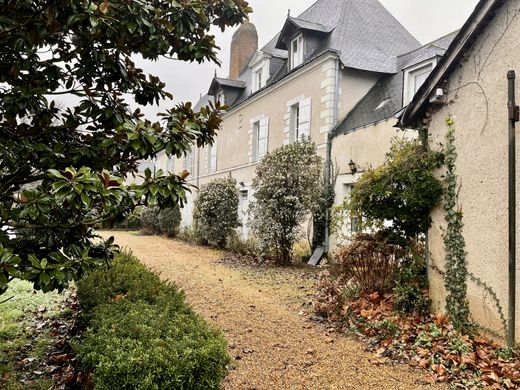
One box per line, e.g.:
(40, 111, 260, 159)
(397, 29, 461, 58)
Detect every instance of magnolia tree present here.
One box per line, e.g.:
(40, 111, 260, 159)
(193, 178, 240, 248)
(0, 0, 251, 295)
(249, 140, 323, 264)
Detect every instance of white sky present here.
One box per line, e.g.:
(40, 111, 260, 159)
(133, 0, 480, 119)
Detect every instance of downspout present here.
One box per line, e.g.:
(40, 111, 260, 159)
(507, 70, 518, 348)
(323, 55, 341, 254)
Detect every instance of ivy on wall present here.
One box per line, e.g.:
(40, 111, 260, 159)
(442, 117, 472, 332)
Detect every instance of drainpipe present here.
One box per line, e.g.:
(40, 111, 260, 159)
(507, 70, 518, 348)
(323, 55, 341, 254)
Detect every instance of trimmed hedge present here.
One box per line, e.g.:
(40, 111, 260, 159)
(75, 253, 229, 389)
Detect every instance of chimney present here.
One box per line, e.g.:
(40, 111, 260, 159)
(229, 21, 258, 80)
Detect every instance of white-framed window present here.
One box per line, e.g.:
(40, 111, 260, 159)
(290, 34, 304, 69)
(252, 57, 270, 93)
(403, 60, 436, 105)
(207, 142, 217, 173)
(252, 117, 269, 162)
(166, 156, 175, 173)
(289, 97, 311, 143)
(254, 68, 263, 92)
(216, 90, 225, 105)
(184, 150, 194, 173)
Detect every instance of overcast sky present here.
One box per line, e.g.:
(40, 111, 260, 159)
(132, 0, 480, 119)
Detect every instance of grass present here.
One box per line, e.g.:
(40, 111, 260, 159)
(0, 280, 67, 389)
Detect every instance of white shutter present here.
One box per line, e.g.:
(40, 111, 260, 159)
(210, 142, 217, 173)
(258, 117, 269, 159)
(299, 97, 312, 139)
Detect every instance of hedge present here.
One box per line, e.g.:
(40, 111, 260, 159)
(75, 253, 229, 389)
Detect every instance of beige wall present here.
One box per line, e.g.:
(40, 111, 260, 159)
(425, 0, 520, 341)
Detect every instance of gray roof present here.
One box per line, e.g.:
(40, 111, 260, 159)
(336, 31, 459, 134)
(193, 94, 214, 112)
(261, 33, 288, 59)
(295, 0, 421, 73)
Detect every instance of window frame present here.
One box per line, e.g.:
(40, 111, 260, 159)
(290, 103, 301, 142)
(290, 34, 304, 70)
(215, 90, 225, 106)
(403, 59, 437, 106)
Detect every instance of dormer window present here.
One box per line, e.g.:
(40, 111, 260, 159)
(403, 60, 437, 105)
(254, 68, 263, 92)
(216, 90, 225, 105)
(290, 35, 304, 69)
(251, 54, 270, 93)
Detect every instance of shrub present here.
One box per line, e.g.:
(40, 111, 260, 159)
(225, 232, 259, 257)
(249, 140, 323, 264)
(349, 138, 443, 238)
(114, 207, 143, 230)
(193, 178, 240, 248)
(157, 206, 181, 237)
(336, 232, 406, 295)
(140, 206, 160, 235)
(75, 253, 229, 389)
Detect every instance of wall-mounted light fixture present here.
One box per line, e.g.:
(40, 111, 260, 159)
(348, 159, 357, 175)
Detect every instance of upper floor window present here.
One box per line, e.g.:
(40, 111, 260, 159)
(253, 68, 264, 92)
(184, 150, 194, 173)
(290, 35, 304, 69)
(207, 142, 217, 173)
(289, 97, 311, 143)
(403, 60, 436, 105)
(252, 118, 269, 162)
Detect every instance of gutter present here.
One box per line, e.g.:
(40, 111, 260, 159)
(323, 55, 342, 254)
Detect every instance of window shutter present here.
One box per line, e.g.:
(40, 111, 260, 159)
(258, 117, 269, 159)
(210, 142, 217, 173)
(252, 122, 259, 162)
(299, 97, 312, 139)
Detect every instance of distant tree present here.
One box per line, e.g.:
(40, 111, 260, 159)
(0, 0, 251, 294)
(193, 178, 240, 248)
(250, 140, 323, 264)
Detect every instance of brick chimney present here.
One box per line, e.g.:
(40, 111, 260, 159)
(229, 21, 258, 80)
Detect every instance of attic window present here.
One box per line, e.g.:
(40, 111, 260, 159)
(290, 35, 304, 69)
(403, 60, 437, 106)
(216, 90, 225, 106)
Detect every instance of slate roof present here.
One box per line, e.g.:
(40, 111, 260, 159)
(296, 0, 421, 73)
(336, 30, 459, 134)
(193, 94, 214, 112)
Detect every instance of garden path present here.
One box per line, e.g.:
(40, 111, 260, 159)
(103, 231, 444, 390)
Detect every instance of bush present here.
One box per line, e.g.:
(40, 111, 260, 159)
(75, 253, 229, 389)
(114, 207, 143, 230)
(336, 232, 406, 295)
(157, 206, 181, 237)
(249, 140, 323, 264)
(140, 207, 160, 235)
(193, 178, 240, 248)
(225, 232, 259, 257)
(349, 138, 443, 238)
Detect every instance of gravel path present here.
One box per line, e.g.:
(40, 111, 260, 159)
(104, 231, 444, 390)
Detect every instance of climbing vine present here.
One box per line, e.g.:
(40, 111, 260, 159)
(442, 117, 472, 332)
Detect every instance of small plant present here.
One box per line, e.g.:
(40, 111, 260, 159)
(226, 232, 259, 257)
(428, 323, 443, 339)
(193, 178, 240, 248)
(114, 206, 143, 230)
(415, 332, 433, 348)
(336, 232, 406, 294)
(447, 337, 470, 355)
(374, 319, 400, 340)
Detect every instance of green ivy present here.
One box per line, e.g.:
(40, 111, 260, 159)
(442, 117, 471, 332)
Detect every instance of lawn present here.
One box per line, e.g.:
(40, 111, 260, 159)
(0, 280, 68, 389)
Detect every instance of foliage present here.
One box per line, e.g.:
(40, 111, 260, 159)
(75, 252, 229, 389)
(193, 178, 240, 248)
(393, 243, 430, 315)
(0, 0, 251, 294)
(140, 206, 160, 235)
(157, 206, 181, 237)
(442, 117, 471, 332)
(225, 232, 259, 257)
(114, 206, 143, 230)
(249, 140, 323, 264)
(349, 138, 443, 238)
(336, 232, 406, 295)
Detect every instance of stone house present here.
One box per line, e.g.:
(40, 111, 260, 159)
(399, 0, 520, 342)
(153, 0, 456, 245)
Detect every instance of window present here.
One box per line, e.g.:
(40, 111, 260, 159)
(254, 68, 263, 92)
(252, 58, 270, 93)
(166, 156, 175, 173)
(184, 150, 194, 173)
(216, 90, 225, 105)
(290, 35, 304, 69)
(207, 142, 217, 173)
(252, 118, 269, 162)
(404, 60, 436, 105)
(289, 97, 311, 143)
